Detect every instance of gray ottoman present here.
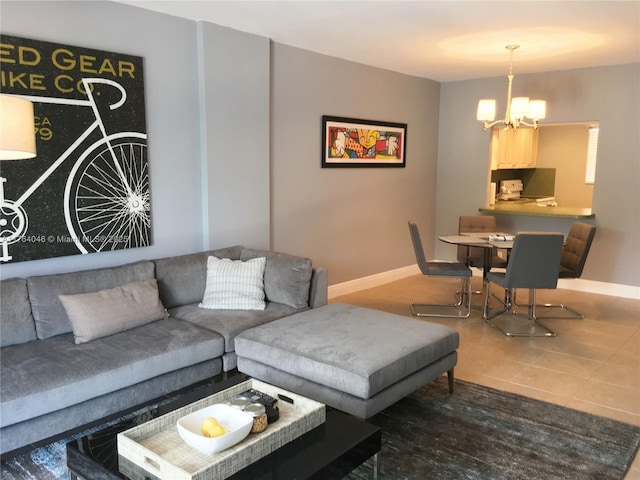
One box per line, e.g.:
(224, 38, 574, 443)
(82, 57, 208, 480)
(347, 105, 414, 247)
(235, 303, 459, 418)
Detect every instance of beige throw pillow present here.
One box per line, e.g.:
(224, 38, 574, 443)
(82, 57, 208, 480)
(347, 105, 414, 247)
(59, 279, 168, 344)
(199, 256, 266, 310)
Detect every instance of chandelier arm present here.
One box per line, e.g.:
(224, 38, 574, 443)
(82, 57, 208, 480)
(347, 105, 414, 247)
(518, 119, 539, 128)
(481, 119, 504, 131)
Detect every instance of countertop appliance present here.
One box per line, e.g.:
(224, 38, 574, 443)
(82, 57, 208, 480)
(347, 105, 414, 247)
(498, 179, 523, 200)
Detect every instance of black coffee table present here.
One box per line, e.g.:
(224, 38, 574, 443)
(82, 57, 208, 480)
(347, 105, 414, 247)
(66, 374, 381, 480)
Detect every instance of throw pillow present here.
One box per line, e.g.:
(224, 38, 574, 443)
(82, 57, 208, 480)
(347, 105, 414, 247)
(1, 277, 37, 347)
(59, 279, 168, 344)
(240, 249, 312, 309)
(199, 256, 266, 310)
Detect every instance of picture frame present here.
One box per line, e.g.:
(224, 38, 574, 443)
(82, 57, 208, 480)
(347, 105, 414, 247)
(321, 115, 407, 168)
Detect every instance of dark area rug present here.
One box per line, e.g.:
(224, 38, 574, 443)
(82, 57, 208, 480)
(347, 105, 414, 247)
(2, 378, 639, 479)
(348, 377, 640, 480)
(0, 416, 126, 480)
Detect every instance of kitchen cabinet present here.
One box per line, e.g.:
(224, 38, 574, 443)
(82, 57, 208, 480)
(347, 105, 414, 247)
(490, 127, 538, 169)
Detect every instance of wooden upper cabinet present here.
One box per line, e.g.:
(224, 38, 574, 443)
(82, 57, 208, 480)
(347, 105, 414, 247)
(490, 127, 539, 169)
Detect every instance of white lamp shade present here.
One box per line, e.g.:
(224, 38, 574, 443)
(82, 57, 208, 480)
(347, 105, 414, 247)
(527, 100, 546, 120)
(510, 97, 530, 120)
(0, 95, 37, 160)
(477, 99, 496, 121)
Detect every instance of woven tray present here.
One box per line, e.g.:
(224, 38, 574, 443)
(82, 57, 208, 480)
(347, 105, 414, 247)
(117, 379, 326, 480)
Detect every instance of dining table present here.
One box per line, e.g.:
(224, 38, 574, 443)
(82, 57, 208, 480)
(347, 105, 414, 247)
(438, 233, 514, 319)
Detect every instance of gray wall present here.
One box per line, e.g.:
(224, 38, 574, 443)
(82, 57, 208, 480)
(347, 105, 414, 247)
(1, 1, 207, 279)
(436, 63, 640, 287)
(2, 1, 638, 289)
(270, 45, 440, 284)
(197, 22, 271, 250)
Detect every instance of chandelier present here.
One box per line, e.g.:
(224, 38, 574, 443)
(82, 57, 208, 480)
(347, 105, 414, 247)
(477, 45, 546, 130)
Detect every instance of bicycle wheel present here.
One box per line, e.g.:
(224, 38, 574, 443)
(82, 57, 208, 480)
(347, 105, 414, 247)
(64, 132, 150, 254)
(0, 200, 28, 245)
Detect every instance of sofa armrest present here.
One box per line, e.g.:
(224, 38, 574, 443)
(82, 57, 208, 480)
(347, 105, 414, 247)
(309, 267, 328, 308)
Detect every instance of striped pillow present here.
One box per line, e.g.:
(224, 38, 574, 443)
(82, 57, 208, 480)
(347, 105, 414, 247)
(198, 256, 266, 310)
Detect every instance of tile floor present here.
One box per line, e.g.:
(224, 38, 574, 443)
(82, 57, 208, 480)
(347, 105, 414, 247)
(331, 274, 640, 479)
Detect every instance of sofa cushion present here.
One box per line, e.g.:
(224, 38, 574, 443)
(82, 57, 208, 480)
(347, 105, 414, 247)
(0, 278, 37, 347)
(170, 301, 300, 352)
(59, 279, 168, 344)
(0, 317, 224, 428)
(199, 256, 266, 310)
(240, 249, 312, 309)
(27, 260, 155, 340)
(153, 246, 244, 309)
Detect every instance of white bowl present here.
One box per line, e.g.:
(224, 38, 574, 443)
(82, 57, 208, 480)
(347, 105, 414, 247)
(177, 403, 253, 454)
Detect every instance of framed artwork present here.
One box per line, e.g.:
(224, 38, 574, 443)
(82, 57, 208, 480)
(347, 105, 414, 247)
(321, 115, 407, 168)
(0, 34, 151, 263)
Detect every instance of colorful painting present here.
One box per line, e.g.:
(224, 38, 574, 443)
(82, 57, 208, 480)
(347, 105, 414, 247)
(0, 34, 150, 263)
(322, 116, 406, 168)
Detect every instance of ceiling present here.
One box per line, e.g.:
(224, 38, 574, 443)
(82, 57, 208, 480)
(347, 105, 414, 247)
(115, 0, 640, 82)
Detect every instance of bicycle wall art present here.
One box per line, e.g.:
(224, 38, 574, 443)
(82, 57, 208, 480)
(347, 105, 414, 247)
(0, 34, 151, 263)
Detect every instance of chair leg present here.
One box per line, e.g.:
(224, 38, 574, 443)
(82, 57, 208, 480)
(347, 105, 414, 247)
(483, 280, 508, 320)
(455, 276, 483, 304)
(412, 277, 472, 319)
(538, 303, 585, 319)
(485, 287, 556, 337)
(453, 277, 466, 306)
(513, 289, 584, 319)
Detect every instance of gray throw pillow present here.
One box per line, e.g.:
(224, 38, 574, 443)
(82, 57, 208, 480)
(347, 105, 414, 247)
(240, 249, 312, 309)
(59, 279, 168, 344)
(0, 277, 37, 347)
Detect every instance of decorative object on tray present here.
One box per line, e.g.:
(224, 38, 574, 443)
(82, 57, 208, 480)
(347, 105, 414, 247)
(176, 404, 253, 455)
(488, 234, 514, 241)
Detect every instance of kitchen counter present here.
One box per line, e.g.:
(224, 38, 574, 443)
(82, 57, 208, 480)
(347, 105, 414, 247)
(480, 202, 595, 219)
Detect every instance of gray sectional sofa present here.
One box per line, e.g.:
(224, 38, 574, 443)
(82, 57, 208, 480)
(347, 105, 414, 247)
(0, 246, 327, 455)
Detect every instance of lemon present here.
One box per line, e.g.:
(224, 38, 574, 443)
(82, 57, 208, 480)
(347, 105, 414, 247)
(206, 425, 227, 438)
(201, 417, 219, 435)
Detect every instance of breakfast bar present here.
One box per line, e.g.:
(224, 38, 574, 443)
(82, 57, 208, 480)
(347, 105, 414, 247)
(480, 203, 594, 219)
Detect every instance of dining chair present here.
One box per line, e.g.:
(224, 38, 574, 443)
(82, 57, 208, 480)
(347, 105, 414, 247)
(483, 232, 564, 337)
(408, 221, 472, 318)
(515, 222, 597, 319)
(456, 215, 508, 302)
(457, 215, 508, 270)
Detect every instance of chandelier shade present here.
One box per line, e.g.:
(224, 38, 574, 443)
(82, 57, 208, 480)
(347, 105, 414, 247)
(476, 99, 496, 121)
(0, 94, 37, 160)
(527, 99, 547, 120)
(477, 45, 546, 130)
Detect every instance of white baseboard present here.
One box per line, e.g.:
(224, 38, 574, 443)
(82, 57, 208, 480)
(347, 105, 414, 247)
(328, 265, 420, 298)
(555, 277, 640, 299)
(328, 264, 640, 300)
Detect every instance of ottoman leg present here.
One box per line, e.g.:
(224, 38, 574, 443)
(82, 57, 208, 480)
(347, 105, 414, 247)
(447, 369, 454, 394)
